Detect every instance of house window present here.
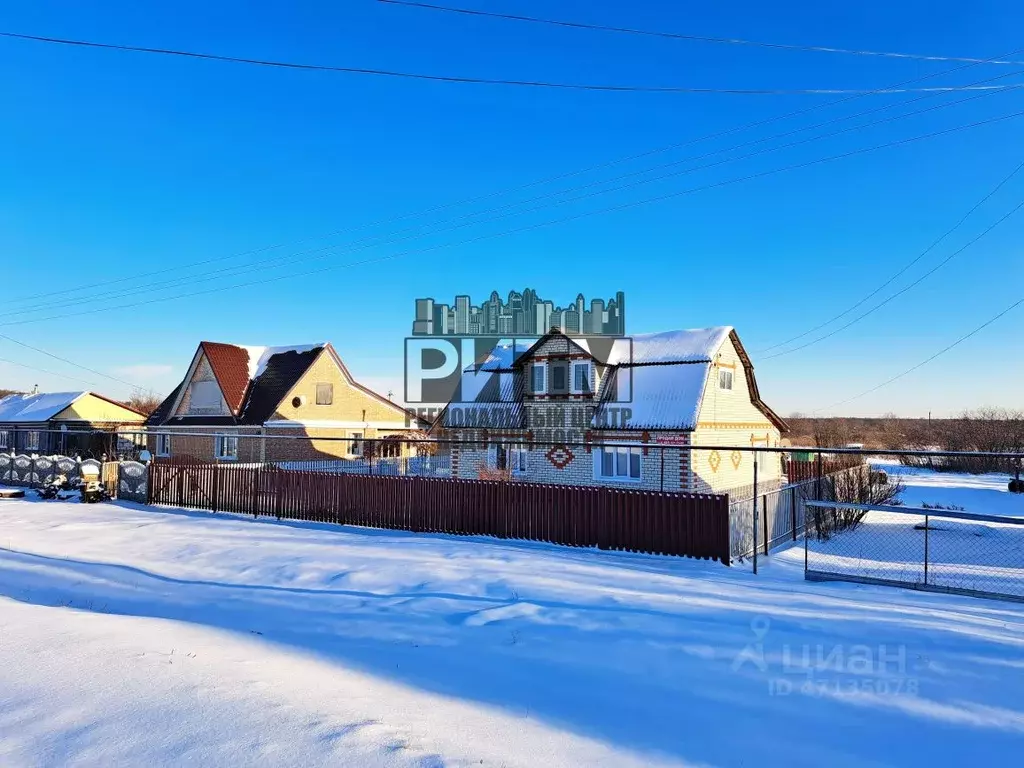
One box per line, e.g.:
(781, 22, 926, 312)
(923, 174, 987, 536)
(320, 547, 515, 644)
(156, 434, 171, 457)
(550, 362, 568, 394)
(572, 362, 591, 393)
(530, 364, 546, 394)
(189, 380, 221, 412)
(489, 443, 527, 473)
(596, 445, 641, 481)
(215, 434, 239, 460)
(315, 383, 334, 405)
(719, 369, 734, 390)
(26, 431, 41, 451)
(0, 430, 8, 450)
(349, 432, 363, 457)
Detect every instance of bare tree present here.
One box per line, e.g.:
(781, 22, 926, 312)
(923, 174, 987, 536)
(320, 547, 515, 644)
(124, 389, 163, 416)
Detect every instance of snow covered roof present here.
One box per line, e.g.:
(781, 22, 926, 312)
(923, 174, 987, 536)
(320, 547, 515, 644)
(595, 363, 712, 430)
(238, 344, 326, 381)
(0, 392, 87, 423)
(608, 327, 732, 365)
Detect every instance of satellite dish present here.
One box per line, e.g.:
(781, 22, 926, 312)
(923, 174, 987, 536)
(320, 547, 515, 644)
(60, 424, 68, 432)
(139, 449, 152, 463)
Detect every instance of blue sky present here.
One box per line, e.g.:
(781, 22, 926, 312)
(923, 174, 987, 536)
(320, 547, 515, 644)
(1, 0, 1022, 417)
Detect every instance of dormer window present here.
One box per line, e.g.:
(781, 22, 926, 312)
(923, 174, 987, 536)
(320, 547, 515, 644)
(530, 364, 546, 394)
(572, 362, 591, 393)
(550, 362, 569, 395)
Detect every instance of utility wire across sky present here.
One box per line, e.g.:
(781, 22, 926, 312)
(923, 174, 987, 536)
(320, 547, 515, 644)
(379, 0, 1024, 67)
(1, 30, 1022, 95)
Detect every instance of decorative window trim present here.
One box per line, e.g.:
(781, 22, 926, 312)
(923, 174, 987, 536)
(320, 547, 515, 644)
(315, 383, 334, 406)
(156, 434, 172, 457)
(215, 434, 239, 461)
(530, 362, 547, 395)
(571, 361, 591, 394)
(0, 430, 8, 450)
(719, 369, 734, 390)
(593, 443, 643, 483)
(26, 431, 41, 451)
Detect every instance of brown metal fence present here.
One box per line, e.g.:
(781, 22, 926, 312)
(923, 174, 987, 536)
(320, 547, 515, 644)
(783, 455, 864, 484)
(148, 460, 731, 563)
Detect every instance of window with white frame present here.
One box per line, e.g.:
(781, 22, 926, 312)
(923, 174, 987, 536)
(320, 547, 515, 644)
(26, 431, 41, 451)
(596, 445, 641, 481)
(349, 432, 364, 457)
(530, 364, 546, 394)
(156, 433, 171, 457)
(215, 434, 238, 460)
(719, 369, 734, 390)
(0, 430, 8, 450)
(488, 442, 527, 473)
(315, 383, 334, 405)
(572, 362, 591, 393)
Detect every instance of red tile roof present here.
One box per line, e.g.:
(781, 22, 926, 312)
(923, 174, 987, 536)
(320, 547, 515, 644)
(200, 341, 252, 415)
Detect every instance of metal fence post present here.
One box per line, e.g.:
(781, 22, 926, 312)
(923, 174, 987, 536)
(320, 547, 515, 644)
(923, 513, 930, 586)
(763, 494, 769, 556)
(752, 450, 759, 575)
(659, 446, 665, 493)
(791, 485, 797, 541)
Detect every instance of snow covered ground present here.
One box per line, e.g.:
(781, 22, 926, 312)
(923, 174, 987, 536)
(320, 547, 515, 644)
(805, 465, 1024, 598)
(1, 475, 1024, 766)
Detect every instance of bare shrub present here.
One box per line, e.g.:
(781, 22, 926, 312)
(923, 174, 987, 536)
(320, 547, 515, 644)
(811, 467, 905, 540)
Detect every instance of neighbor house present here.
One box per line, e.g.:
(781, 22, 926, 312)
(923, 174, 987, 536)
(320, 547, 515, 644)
(0, 391, 147, 456)
(145, 341, 426, 462)
(440, 327, 787, 494)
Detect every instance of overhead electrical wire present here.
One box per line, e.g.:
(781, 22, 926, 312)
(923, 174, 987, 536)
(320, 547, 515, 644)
(818, 296, 1024, 412)
(757, 156, 1024, 354)
(5, 45, 1021, 306)
(0, 357, 102, 388)
(1, 30, 1022, 95)
(378, 1, 1024, 67)
(0, 333, 159, 393)
(4, 105, 1023, 328)
(2, 71, 1020, 321)
(760, 190, 1024, 361)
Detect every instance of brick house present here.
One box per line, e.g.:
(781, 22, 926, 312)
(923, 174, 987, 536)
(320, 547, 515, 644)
(440, 327, 787, 494)
(0, 391, 146, 456)
(145, 341, 425, 462)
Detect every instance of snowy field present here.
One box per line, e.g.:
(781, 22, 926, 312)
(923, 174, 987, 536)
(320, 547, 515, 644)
(806, 465, 1024, 598)
(2, 475, 1024, 766)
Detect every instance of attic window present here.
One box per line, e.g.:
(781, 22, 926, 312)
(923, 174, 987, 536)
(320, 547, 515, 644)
(189, 380, 221, 411)
(291, 396, 305, 409)
(572, 362, 591, 393)
(315, 383, 333, 406)
(530, 364, 546, 394)
(719, 369, 734, 390)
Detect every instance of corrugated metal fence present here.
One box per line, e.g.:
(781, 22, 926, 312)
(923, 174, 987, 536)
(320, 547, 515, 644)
(148, 461, 731, 564)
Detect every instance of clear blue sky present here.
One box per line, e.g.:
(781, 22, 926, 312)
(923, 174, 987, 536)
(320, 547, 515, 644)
(1, 0, 1022, 417)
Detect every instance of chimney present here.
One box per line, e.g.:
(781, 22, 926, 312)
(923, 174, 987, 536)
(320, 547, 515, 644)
(31, 384, 39, 395)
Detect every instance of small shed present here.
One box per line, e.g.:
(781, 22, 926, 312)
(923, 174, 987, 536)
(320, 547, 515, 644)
(0, 391, 146, 456)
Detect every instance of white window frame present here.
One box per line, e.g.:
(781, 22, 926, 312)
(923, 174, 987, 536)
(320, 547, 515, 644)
(530, 363, 547, 395)
(215, 434, 239, 461)
(349, 432, 364, 457)
(719, 369, 734, 390)
(487, 442, 528, 474)
(0, 430, 8, 450)
(156, 433, 171, 457)
(315, 383, 334, 406)
(571, 361, 591, 394)
(594, 444, 642, 483)
(26, 431, 41, 451)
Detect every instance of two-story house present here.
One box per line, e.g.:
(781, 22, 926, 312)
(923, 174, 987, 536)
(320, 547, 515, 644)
(441, 327, 787, 494)
(145, 341, 426, 462)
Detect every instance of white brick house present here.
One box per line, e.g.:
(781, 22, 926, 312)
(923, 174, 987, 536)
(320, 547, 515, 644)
(440, 327, 787, 494)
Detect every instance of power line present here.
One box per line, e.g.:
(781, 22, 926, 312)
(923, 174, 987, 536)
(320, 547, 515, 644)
(757, 156, 1024, 354)
(3, 77, 1014, 320)
(6, 46, 1020, 307)
(2, 30, 1022, 95)
(4, 105, 1023, 328)
(0, 333, 156, 393)
(818, 296, 1024, 412)
(380, 0, 1024, 67)
(0, 357, 101, 388)
(761, 192, 1024, 361)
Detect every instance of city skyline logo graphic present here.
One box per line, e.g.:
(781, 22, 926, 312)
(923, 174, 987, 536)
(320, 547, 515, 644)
(411, 288, 626, 337)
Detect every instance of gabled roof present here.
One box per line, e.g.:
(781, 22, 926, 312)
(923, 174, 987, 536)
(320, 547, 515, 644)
(0, 391, 146, 424)
(441, 327, 787, 433)
(0, 392, 87, 423)
(147, 342, 326, 426)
